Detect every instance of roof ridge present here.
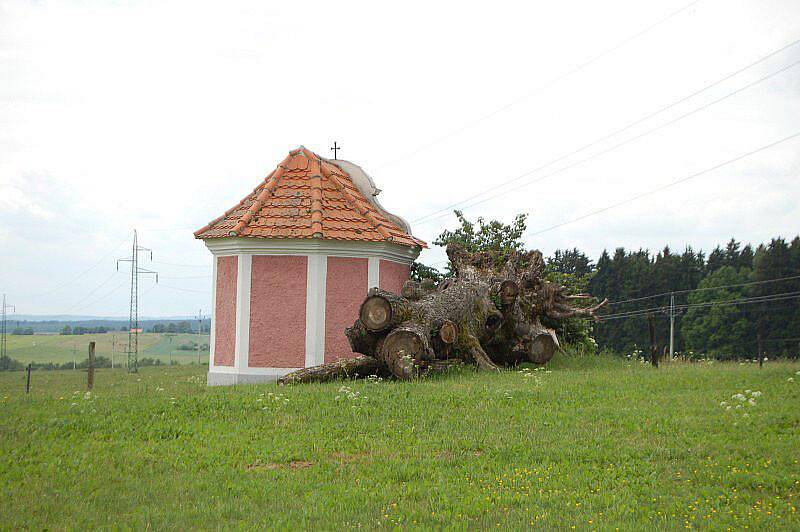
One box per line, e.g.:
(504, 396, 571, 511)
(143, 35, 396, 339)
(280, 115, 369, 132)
(322, 163, 393, 242)
(309, 155, 324, 238)
(229, 154, 291, 236)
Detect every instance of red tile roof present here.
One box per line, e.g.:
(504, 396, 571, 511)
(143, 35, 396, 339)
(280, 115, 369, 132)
(195, 147, 426, 248)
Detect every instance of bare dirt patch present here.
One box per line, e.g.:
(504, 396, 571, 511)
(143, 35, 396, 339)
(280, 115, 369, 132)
(246, 460, 313, 472)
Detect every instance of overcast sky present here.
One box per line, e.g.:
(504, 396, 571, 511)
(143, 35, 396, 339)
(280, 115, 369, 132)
(1, 0, 799, 318)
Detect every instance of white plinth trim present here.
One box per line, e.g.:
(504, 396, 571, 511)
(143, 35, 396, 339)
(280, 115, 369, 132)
(209, 366, 300, 375)
(368, 257, 380, 291)
(234, 254, 252, 371)
(305, 254, 327, 368)
(207, 367, 301, 386)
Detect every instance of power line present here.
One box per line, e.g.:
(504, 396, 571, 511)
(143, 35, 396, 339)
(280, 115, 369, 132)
(158, 274, 212, 280)
(525, 129, 800, 237)
(413, 49, 800, 225)
(599, 289, 800, 320)
(606, 273, 800, 306)
(601, 298, 800, 322)
(60, 271, 122, 314)
(66, 280, 130, 315)
(27, 238, 128, 299)
(157, 283, 210, 295)
(378, 0, 703, 170)
(152, 260, 210, 268)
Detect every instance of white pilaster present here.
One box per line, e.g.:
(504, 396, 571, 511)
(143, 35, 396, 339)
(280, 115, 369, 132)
(209, 257, 218, 371)
(234, 254, 252, 371)
(368, 257, 380, 291)
(304, 254, 327, 367)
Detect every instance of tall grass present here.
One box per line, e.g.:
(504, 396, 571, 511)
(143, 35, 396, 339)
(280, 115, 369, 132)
(0, 353, 798, 529)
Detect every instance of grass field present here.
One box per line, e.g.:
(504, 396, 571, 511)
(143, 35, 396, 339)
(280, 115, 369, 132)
(3, 332, 210, 365)
(1, 354, 799, 529)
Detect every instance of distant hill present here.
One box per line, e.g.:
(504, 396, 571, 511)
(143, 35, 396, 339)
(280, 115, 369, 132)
(11, 314, 202, 322)
(5, 316, 211, 334)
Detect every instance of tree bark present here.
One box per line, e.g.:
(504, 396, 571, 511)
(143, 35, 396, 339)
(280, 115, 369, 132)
(278, 356, 384, 385)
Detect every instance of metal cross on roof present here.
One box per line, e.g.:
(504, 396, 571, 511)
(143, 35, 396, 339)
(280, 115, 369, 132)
(330, 141, 341, 160)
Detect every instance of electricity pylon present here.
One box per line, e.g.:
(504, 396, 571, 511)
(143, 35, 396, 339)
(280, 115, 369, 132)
(0, 295, 14, 360)
(117, 230, 157, 373)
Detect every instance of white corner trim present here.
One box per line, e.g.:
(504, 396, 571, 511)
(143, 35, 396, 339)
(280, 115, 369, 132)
(234, 254, 252, 371)
(209, 258, 218, 371)
(304, 254, 327, 368)
(204, 237, 420, 265)
(368, 257, 380, 291)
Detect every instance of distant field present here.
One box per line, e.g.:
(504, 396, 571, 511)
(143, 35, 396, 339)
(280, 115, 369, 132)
(3, 332, 209, 365)
(0, 354, 798, 529)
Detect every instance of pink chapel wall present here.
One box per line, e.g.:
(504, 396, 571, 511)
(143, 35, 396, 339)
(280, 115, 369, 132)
(213, 256, 238, 367)
(248, 255, 308, 368)
(324, 256, 368, 363)
(379, 259, 410, 296)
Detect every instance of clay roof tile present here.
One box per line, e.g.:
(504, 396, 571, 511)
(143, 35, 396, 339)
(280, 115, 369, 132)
(195, 146, 426, 248)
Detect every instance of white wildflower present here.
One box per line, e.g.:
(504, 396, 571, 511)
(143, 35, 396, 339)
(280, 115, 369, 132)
(747, 398, 756, 406)
(751, 391, 762, 398)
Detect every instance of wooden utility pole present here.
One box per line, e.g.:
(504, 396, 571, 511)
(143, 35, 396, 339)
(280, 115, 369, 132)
(87, 341, 96, 390)
(25, 363, 31, 393)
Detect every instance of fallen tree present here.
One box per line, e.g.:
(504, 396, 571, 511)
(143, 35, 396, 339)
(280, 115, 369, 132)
(279, 243, 607, 384)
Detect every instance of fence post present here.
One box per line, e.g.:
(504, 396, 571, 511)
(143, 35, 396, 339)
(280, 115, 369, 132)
(757, 331, 763, 368)
(25, 363, 31, 393)
(647, 313, 659, 368)
(87, 341, 96, 391)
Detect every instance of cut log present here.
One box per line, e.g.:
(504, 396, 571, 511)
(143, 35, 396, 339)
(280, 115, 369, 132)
(359, 288, 412, 332)
(437, 320, 457, 344)
(278, 355, 383, 385)
(528, 333, 558, 364)
(380, 327, 433, 379)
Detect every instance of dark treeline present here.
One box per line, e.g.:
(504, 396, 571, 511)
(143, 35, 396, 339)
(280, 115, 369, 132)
(549, 236, 800, 359)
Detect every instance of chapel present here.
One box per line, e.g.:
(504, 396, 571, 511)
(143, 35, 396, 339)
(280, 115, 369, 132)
(195, 146, 426, 385)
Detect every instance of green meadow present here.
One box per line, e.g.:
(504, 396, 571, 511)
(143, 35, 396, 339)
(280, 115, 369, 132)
(0, 354, 798, 529)
(2, 332, 209, 366)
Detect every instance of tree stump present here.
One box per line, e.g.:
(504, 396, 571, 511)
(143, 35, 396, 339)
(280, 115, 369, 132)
(280, 243, 607, 383)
